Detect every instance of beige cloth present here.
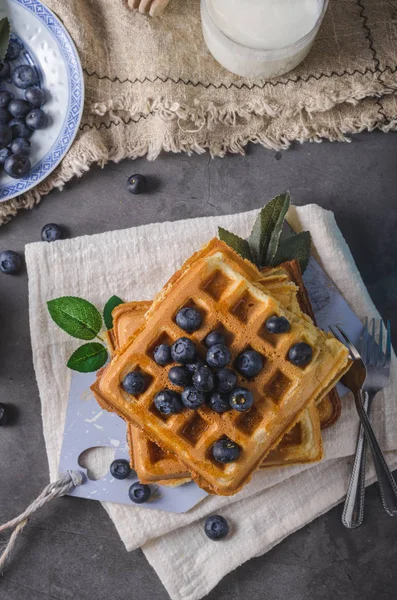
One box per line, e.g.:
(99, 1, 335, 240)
(2, 0, 397, 224)
(26, 205, 397, 600)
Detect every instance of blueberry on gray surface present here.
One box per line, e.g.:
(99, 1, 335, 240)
(229, 387, 254, 412)
(153, 343, 172, 366)
(184, 357, 205, 373)
(192, 365, 215, 392)
(171, 337, 196, 364)
(11, 137, 30, 155)
(41, 223, 62, 242)
(288, 342, 313, 366)
(181, 386, 206, 409)
(128, 482, 151, 504)
(0, 108, 11, 124)
(206, 343, 231, 369)
(208, 391, 231, 413)
(0, 147, 11, 164)
(215, 368, 238, 394)
(205, 330, 226, 347)
(154, 389, 183, 414)
(236, 349, 264, 378)
(8, 99, 31, 119)
(212, 438, 241, 463)
(0, 403, 10, 425)
(265, 315, 291, 334)
(0, 90, 13, 108)
(0, 250, 22, 275)
(6, 40, 22, 61)
(0, 61, 10, 80)
(126, 173, 147, 194)
(4, 153, 31, 178)
(168, 365, 192, 387)
(122, 370, 147, 395)
(0, 123, 12, 146)
(110, 458, 131, 480)
(9, 117, 32, 139)
(26, 108, 48, 130)
(204, 515, 229, 541)
(24, 86, 45, 107)
(12, 64, 38, 88)
(175, 306, 202, 332)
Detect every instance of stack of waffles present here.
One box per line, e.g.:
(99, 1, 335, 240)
(92, 239, 350, 495)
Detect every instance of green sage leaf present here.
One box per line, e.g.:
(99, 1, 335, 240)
(260, 192, 291, 266)
(0, 18, 10, 63)
(218, 227, 254, 263)
(67, 343, 108, 373)
(103, 295, 124, 330)
(270, 231, 312, 273)
(47, 296, 102, 340)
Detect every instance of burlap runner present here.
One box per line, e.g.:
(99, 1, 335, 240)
(2, 0, 396, 224)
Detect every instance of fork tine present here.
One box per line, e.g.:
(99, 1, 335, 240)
(369, 318, 377, 366)
(385, 320, 392, 366)
(330, 325, 361, 361)
(361, 317, 370, 364)
(378, 319, 384, 367)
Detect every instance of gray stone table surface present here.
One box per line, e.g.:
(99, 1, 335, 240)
(0, 131, 397, 600)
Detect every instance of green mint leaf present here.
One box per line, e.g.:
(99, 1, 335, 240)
(0, 17, 10, 62)
(103, 295, 124, 330)
(246, 210, 264, 267)
(47, 296, 103, 340)
(270, 231, 312, 273)
(260, 192, 291, 266)
(218, 227, 254, 263)
(67, 343, 108, 373)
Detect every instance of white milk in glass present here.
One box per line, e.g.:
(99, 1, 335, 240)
(201, 0, 327, 78)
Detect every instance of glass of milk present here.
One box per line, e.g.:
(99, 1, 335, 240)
(201, 0, 328, 79)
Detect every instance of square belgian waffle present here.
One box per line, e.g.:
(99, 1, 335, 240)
(93, 239, 350, 495)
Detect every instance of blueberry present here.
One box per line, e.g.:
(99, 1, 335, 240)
(171, 337, 196, 364)
(181, 386, 206, 409)
(206, 343, 231, 369)
(0, 123, 12, 146)
(184, 357, 205, 373)
(26, 108, 47, 130)
(0, 147, 11, 164)
(128, 482, 151, 504)
(0, 403, 10, 425)
(8, 99, 31, 119)
(229, 388, 254, 412)
(0, 250, 22, 274)
(204, 515, 229, 541)
(9, 118, 32, 139)
(126, 173, 147, 195)
(0, 108, 11, 124)
(208, 391, 231, 413)
(4, 153, 31, 178)
(11, 137, 30, 155)
(154, 389, 183, 414)
(175, 307, 202, 332)
(122, 371, 147, 395)
(12, 64, 38, 89)
(212, 438, 241, 463)
(168, 365, 191, 387)
(236, 350, 263, 378)
(205, 330, 226, 347)
(24, 86, 45, 107)
(192, 365, 214, 393)
(110, 458, 131, 480)
(153, 343, 172, 366)
(288, 342, 313, 366)
(41, 223, 62, 242)
(216, 368, 238, 394)
(0, 61, 10, 80)
(0, 90, 13, 108)
(265, 316, 291, 334)
(6, 40, 21, 61)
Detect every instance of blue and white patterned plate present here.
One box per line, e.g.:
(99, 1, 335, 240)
(0, 0, 84, 202)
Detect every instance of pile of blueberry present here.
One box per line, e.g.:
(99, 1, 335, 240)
(121, 307, 313, 466)
(0, 39, 47, 179)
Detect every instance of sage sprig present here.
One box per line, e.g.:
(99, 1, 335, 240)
(47, 295, 124, 373)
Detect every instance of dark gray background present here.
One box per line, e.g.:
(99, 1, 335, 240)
(0, 131, 396, 600)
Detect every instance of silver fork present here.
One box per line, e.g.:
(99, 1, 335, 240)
(330, 322, 397, 522)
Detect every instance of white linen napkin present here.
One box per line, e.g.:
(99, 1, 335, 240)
(25, 205, 397, 600)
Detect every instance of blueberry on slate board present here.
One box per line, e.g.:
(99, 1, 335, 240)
(122, 371, 147, 395)
(204, 515, 229, 541)
(175, 307, 202, 332)
(127, 174, 147, 194)
(288, 342, 313, 366)
(4, 153, 31, 178)
(212, 438, 241, 463)
(154, 389, 183, 414)
(12, 64, 38, 89)
(229, 388, 254, 412)
(236, 349, 263, 378)
(129, 482, 151, 504)
(0, 403, 10, 425)
(0, 250, 22, 274)
(110, 459, 131, 480)
(41, 223, 62, 242)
